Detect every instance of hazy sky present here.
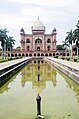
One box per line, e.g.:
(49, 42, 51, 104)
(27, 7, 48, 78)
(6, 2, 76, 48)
(0, 0, 79, 48)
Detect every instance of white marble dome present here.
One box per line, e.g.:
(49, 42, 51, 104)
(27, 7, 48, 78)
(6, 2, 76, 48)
(32, 18, 45, 31)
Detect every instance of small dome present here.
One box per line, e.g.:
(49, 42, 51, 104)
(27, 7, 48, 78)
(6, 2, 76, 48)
(53, 28, 56, 32)
(20, 28, 25, 34)
(32, 18, 45, 31)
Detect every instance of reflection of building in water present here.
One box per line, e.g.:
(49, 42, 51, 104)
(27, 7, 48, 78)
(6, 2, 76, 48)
(65, 77, 79, 103)
(32, 80, 46, 94)
(20, 65, 33, 87)
(20, 60, 57, 88)
(0, 75, 16, 93)
(0, 84, 10, 93)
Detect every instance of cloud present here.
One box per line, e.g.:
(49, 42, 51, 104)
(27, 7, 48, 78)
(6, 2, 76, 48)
(0, 0, 79, 48)
(8, 0, 72, 7)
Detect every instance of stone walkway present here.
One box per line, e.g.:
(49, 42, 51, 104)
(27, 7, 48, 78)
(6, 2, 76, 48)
(0, 57, 31, 71)
(0, 57, 79, 84)
(1, 57, 79, 71)
(46, 57, 79, 71)
(45, 57, 79, 84)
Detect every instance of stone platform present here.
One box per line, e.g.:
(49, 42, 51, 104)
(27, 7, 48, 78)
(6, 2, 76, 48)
(45, 57, 79, 84)
(0, 57, 32, 87)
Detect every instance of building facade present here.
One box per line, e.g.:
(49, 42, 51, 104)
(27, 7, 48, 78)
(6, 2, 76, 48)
(20, 18, 57, 57)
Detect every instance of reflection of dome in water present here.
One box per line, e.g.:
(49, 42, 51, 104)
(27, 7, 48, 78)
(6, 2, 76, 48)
(32, 18, 45, 31)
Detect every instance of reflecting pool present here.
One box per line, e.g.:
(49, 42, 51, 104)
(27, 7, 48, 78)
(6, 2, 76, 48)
(0, 59, 79, 119)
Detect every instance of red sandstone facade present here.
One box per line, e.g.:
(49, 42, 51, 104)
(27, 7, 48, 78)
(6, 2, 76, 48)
(0, 19, 70, 58)
(20, 18, 57, 57)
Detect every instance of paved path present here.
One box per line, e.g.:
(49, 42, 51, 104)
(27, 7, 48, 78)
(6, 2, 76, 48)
(45, 57, 79, 84)
(0, 57, 79, 84)
(0, 57, 31, 70)
(46, 57, 79, 71)
(1, 57, 79, 71)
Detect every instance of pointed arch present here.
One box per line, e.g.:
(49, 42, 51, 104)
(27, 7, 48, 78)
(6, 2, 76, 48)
(47, 38, 51, 43)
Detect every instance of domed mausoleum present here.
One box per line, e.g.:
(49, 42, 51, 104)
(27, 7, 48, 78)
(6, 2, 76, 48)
(32, 18, 45, 33)
(20, 18, 57, 57)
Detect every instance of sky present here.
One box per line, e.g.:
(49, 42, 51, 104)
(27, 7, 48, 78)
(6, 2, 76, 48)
(0, 0, 79, 48)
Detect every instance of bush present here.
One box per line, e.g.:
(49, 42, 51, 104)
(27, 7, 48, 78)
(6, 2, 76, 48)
(8, 58, 13, 60)
(66, 58, 70, 61)
(62, 57, 65, 60)
(73, 58, 77, 62)
(16, 56, 20, 59)
(20, 56, 22, 58)
(54, 56, 59, 58)
(0, 56, 23, 63)
(0, 58, 8, 63)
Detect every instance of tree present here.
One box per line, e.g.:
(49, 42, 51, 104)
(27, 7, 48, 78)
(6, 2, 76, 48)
(73, 20, 79, 58)
(6, 36, 15, 58)
(0, 29, 15, 59)
(65, 30, 74, 58)
(0, 29, 8, 59)
(56, 45, 65, 50)
(62, 40, 69, 57)
(0, 48, 2, 51)
(15, 46, 21, 51)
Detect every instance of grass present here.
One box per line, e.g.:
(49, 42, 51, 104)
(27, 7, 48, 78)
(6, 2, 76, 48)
(0, 57, 22, 63)
(54, 56, 79, 62)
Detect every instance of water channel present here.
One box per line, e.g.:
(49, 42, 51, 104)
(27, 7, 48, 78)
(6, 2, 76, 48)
(0, 59, 79, 119)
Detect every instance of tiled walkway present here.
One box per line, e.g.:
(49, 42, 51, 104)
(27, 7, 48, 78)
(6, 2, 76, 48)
(45, 57, 79, 84)
(46, 57, 79, 71)
(1, 57, 79, 71)
(0, 57, 31, 70)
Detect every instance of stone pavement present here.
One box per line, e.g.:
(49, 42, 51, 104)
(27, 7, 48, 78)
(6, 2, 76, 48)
(46, 57, 79, 71)
(45, 57, 79, 84)
(0, 57, 31, 71)
(0, 56, 79, 84)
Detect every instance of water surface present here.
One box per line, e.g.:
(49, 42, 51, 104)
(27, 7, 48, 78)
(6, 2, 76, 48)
(0, 60, 79, 119)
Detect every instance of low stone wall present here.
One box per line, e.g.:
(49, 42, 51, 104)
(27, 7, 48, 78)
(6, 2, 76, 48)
(45, 57, 79, 84)
(0, 57, 32, 87)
